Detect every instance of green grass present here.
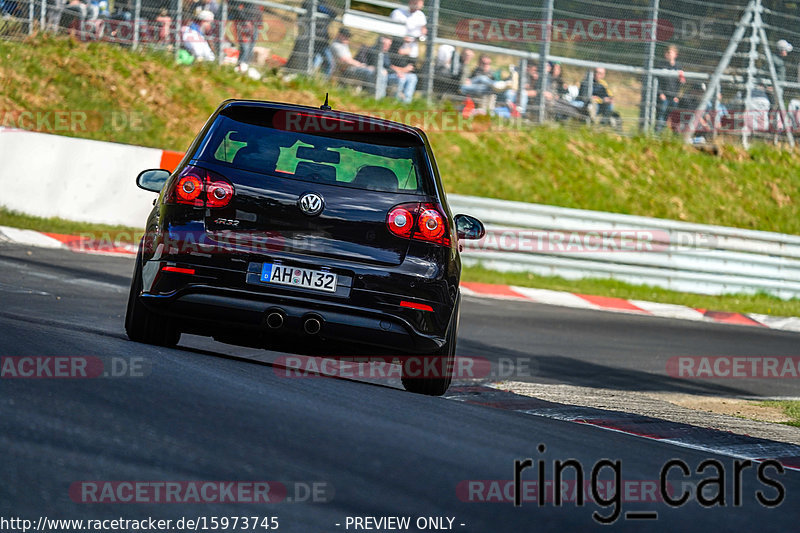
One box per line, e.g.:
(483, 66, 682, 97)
(461, 264, 800, 317)
(2, 36, 800, 234)
(0, 207, 138, 239)
(3, 36, 800, 316)
(758, 401, 800, 427)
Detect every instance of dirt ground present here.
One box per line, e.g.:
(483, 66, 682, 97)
(499, 381, 800, 446)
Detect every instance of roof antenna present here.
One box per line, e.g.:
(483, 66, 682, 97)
(320, 93, 332, 111)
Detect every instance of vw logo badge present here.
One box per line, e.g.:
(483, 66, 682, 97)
(298, 192, 324, 216)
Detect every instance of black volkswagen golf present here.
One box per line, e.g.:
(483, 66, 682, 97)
(126, 99, 485, 395)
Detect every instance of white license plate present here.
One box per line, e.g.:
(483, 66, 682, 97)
(260, 263, 337, 292)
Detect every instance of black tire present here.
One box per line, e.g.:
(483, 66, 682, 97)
(401, 294, 459, 396)
(125, 249, 180, 347)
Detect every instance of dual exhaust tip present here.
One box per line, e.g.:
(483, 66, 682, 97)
(266, 309, 322, 335)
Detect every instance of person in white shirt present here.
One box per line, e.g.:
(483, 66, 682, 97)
(390, 0, 426, 59)
(181, 9, 216, 63)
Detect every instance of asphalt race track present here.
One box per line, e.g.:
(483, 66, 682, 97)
(1, 243, 799, 531)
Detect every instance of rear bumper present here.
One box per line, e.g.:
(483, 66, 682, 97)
(140, 285, 447, 353)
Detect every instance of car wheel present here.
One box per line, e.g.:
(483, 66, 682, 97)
(124, 248, 181, 347)
(401, 294, 459, 396)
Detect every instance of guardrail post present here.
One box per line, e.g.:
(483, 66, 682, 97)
(425, 0, 440, 105)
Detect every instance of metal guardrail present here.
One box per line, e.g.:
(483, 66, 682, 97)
(448, 194, 800, 299)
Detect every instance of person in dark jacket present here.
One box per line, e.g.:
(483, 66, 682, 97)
(655, 45, 685, 131)
(230, 0, 263, 68)
(579, 67, 621, 126)
(284, 0, 336, 74)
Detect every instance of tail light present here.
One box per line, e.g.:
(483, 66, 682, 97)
(206, 179, 234, 208)
(176, 174, 203, 205)
(387, 205, 414, 239)
(166, 165, 234, 208)
(386, 202, 451, 247)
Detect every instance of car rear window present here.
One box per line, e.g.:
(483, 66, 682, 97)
(199, 113, 429, 194)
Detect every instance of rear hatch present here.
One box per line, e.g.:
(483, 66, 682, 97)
(189, 105, 437, 267)
(199, 161, 428, 266)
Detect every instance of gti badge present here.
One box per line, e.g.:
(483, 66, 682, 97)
(298, 192, 324, 216)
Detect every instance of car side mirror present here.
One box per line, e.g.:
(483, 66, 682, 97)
(136, 169, 171, 192)
(454, 214, 485, 240)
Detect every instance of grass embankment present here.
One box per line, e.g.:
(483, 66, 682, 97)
(2, 36, 800, 315)
(758, 401, 800, 427)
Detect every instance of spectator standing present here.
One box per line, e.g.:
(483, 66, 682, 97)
(774, 39, 792, 84)
(181, 9, 216, 62)
(390, 0, 426, 59)
(655, 45, 685, 131)
(284, 0, 336, 75)
(230, 0, 263, 70)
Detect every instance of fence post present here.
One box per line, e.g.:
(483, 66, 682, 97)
(584, 70, 594, 125)
(133, 0, 141, 50)
(28, 0, 35, 34)
(174, 0, 182, 63)
(684, 1, 754, 143)
(641, 0, 659, 131)
(712, 82, 720, 141)
(650, 77, 658, 131)
(742, 1, 760, 149)
(425, 0, 440, 105)
(537, 0, 554, 123)
(218, 1, 227, 65)
(39, 0, 45, 31)
(375, 51, 386, 100)
(307, 0, 317, 74)
(518, 57, 528, 114)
